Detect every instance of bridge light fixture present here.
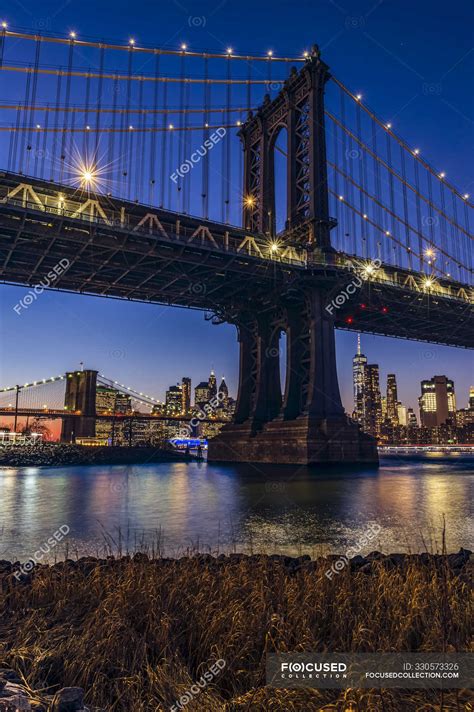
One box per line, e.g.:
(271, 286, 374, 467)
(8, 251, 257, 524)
(356, 94, 362, 101)
(423, 277, 435, 289)
(439, 172, 445, 178)
(339, 195, 344, 201)
(363, 213, 368, 219)
(425, 247, 435, 259)
(244, 194, 256, 208)
(86, 125, 90, 130)
(181, 43, 187, 50)
(169, 123, 174, 129)
(303, 51, 309, 58)
(1, 22, 7, 29)
(69, 31, 76, 39)
(227, 47, 233, 55)
(204, 122, 209, 127)
(385, 230, 390, 235)
(267, 50, 273, 57)
(36, 124, 41, 129)
(129, 125, 134, 130)
(413, 148, 420, 155)
(463, 193, 469, 199)
(129, 38, 135, 46)
(386, 123, 392, 129)
(270, 242, 279, 253)
(236, 120, 241, 126)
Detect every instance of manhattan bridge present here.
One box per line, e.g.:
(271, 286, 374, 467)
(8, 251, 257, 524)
(0, 27, 472, 464)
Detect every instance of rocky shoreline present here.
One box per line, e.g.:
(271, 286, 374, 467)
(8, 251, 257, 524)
(0, 443, 195, 468)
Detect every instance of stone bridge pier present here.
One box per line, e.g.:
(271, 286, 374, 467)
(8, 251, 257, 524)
(208, 289, 378, 465)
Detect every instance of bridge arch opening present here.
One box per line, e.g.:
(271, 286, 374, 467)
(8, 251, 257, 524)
(271, 126, 288, 236)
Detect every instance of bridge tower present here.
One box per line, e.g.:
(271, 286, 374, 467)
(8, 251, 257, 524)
(208, 48, 378, 465)
(239, 45, 336, 250)
(61, 369, 98, 442)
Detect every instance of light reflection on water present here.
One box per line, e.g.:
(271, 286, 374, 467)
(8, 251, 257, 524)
(0, 456, 472, 561)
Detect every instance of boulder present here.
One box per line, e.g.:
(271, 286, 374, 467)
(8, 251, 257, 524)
(51, 687, 84, 712)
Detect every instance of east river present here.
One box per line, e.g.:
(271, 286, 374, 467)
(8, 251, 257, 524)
(1, 455, 472, 561)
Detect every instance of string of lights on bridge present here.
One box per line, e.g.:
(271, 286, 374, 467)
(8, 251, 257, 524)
(0, 24, 471, 206)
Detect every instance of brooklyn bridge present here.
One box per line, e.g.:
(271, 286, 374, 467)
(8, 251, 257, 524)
(0, 29, 472, 464)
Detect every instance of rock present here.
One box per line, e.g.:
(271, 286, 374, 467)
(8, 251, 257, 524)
(0, 670, 22, 684)
(51, 687, 84, 712)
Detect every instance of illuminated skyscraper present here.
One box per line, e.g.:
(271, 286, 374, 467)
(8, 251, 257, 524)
(352, 334, 367, 423)
(386, 374, 399, 425)
(208, 370, 217, 399)
(165, 384, 182, 417)
(218, 376, 229, 407)
(195, 381, 209, 409)
(362, 364, 383, 437)
(181, 377, 191, 415)
(419, 376, 456, 427)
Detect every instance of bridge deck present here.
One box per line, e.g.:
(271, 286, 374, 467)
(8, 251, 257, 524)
(0, 172, 472, 348)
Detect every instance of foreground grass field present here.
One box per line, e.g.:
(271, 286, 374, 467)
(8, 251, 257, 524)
(0, 551, 472, 711)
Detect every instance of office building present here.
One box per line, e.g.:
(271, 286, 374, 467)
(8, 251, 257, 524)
(419, 376, 456, 427)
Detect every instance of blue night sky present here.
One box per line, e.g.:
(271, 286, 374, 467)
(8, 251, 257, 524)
(0, 0, 473, 413)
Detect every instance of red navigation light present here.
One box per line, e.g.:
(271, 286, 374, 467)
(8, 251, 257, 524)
(360, 303, 366, 309)
(382, 306, 388, 313)
(346, 316, 354, 324)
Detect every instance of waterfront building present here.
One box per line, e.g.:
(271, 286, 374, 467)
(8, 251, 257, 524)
(195, 381, 209, 409)
(386, 374, 399, 425)
(362, 364, 383, 438)
(181, 377, 191, 415)
(115, 392, 132, 414)
(352, 334, 367, 424)
(397, 403, 407, 426)
(218, 376, 229, 407)
(419, 376, 456, 427)
(208, 370, 217, 399)
(407, 408, 418, 427)
(165, 385, 182, 417)
(96, 386, 116, 414)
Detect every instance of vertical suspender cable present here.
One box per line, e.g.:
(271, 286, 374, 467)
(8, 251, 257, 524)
(50, 72, 62, 179)
(83, 70, 91, 159)
(386, 131, 398, 266)
(413, 155, 423, 272)
(59, 39, 73, 181)
(184, 79, 191, 214)
(339, 87, 348, 254)
(136, 78, 145, 201)
(94, 44, 105, 161)
(123, 47, 133, 198)
(356, 102, 365, 258)
(25, 38, 41, 177)
(177, 52, 185, 213)
(400, 146, 412, 270)
(160, 81, 168, 208)
(202, 55, 210, 219)
(40, 107, 49, 178)
(19, 65, 32, 174)
(149, 53, 160, 204)
(225, 56, 231, 223)
(109, 74, 118, 186)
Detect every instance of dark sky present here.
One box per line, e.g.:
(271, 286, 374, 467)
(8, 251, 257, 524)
(0, 0, 473, 412)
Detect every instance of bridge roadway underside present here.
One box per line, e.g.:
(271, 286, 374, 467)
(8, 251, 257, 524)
(0, 198, 472, 348)
(0, 180, 472, 465)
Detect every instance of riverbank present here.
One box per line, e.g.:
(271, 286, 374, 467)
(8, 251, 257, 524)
(0, 443, 195, 467)
(0, 550, 472, 711)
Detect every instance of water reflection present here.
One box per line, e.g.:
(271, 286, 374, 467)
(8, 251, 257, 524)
(0, 456, 472, 561)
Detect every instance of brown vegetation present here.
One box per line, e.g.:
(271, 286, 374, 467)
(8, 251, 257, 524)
(0, 552, 472, 711)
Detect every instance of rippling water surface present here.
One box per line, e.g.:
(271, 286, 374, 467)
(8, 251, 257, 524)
(1, 455, 472, 561)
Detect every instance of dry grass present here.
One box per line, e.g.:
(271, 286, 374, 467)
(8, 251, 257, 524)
(0, 553, 472, 711)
